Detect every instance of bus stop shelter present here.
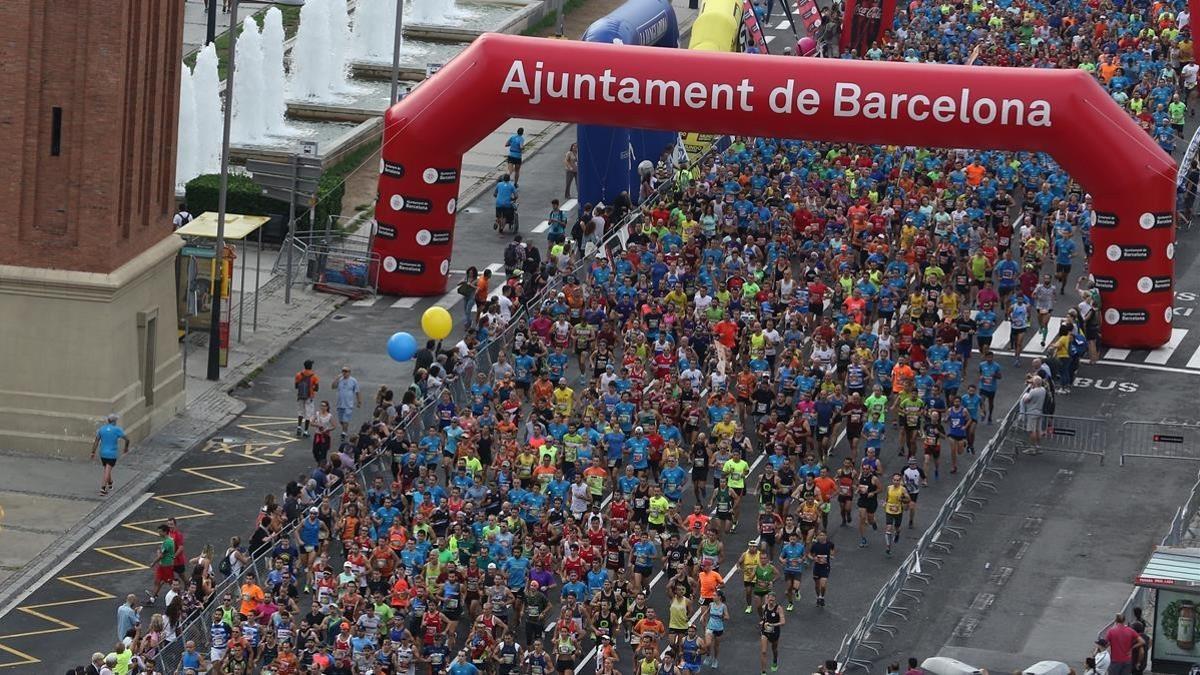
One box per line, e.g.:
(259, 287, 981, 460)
(175, 213, 269, 369)
(1134, 546, 1200, 674)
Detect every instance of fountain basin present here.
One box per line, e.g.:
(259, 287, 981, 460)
(402, 0, 535, 42)
(350, 37, 471, 83)
(230, 117, 381, 168)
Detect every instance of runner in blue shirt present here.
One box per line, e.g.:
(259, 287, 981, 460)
(779, 533, 807, 611)
(977, 353, 1002, 425)
(505, 127, 525, 186)
(90, 414, 129, 496)
(1054, 237, 1076, 295)
(946, 400, 970, 462)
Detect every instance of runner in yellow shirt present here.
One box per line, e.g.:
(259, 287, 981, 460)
(883, 473, 910, 556)
(739, 541, 761, 614)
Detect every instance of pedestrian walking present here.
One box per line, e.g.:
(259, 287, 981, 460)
(294, 360, 319, 437)
(334, 366, 361, 440)
(311, 401, 334, 464)
(116, 595, 140, 642)
(146, 524, 176, 606)
(564, 142, 578, 199)
(90, 414, 129, 497)
(166, 517, 187, 583)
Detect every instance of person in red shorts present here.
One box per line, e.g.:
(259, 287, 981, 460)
(146, 523, 176, 605)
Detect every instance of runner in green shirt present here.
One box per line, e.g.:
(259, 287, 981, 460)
(722, 452, 750, 532)
(148, 524, 176, 604)
(894, 390, 925, 459)
(864, 387, 889, 424)
(648, 488, 671, 532)
(1170, 96, 1187, 132)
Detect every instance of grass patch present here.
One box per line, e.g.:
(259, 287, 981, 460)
(521, 0, 587, 36)
(237, 366, 264, 388)
(184, 4, 302, 79)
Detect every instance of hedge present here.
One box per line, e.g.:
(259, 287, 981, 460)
(183, 142, 376, 236)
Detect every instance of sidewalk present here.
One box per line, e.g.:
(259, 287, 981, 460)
(182, 0, 258, 57)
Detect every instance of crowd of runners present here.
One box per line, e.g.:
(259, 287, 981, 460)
(75, 0, 1197, 672)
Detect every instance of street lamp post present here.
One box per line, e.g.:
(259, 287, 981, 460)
(390, 0, 405, 105)
(206, 0, 305, 381)
(207, 0, 218, 44)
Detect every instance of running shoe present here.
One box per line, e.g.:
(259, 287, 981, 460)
(786, 602, 794, 612)
(745, 606, 753, 614)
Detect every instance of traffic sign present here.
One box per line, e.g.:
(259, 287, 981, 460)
(251, 172, 320, 195)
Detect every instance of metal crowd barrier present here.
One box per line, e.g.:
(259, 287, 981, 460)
(1120, 421, 1200, 465)
(1014, 413, 1109, 464)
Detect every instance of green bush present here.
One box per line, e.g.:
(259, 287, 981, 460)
(183, 142, 375, 236)
(184, 171, 344, 234)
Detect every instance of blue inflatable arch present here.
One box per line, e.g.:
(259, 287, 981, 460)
(577, 0, 680, 211)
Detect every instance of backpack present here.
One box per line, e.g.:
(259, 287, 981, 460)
(504, 242, 523, 267)
(1069, 330, 1087, 358)
(296, 372, 313, 400)
(1041, 384, 1056, 416)
(218, 548, 233, 576)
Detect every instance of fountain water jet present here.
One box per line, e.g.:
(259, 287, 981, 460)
(175, 64, 198, 187)
(261, 8, 290, 136)
(231, 15, 267, 144)
(291, 0, 336, 100)
(353, 0, 397, 61)
(192, 44, 223, 175)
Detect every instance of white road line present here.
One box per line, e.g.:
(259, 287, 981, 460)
(486, 263, 505, 274)
(775, 18, 790, 29)
(532, 221, 550, 234)
(989, 321, 1012, 351)
(1103, 348, 1132, 361)
(436, 293, 463, 309)
(390, 297, 419, 309)
(1145, 328, 1189, 365)
(351, 296, 380, 307)
(562, 199, 578, 212)
(1187, 343, 1200, 370)
(765, 34, 776, 44)
(1022, 317, 1060, 355)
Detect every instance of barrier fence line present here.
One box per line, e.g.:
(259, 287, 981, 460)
(836, 401, 1022, 672)
(1120, 420, 1200, 466)
(155, 138, 729, 674)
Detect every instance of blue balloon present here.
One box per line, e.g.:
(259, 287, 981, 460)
(387, 331, 417, 362)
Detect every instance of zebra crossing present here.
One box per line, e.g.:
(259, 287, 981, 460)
(981, 318, 1200, 375)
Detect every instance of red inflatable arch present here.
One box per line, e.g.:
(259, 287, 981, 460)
(374, 34, 1176, 349)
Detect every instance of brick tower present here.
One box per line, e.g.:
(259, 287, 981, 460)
(0, 1, 187, 456)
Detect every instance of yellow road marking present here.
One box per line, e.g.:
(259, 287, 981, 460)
(0, 419, 298, 667)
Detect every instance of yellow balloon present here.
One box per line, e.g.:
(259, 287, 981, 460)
(421, 306, 453, 340)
